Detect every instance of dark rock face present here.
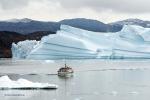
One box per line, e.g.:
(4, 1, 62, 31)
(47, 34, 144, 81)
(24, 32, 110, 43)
(26, 31, 55, 40)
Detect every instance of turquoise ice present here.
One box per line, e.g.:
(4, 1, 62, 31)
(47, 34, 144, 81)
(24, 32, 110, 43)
(12, 25, 150, 59)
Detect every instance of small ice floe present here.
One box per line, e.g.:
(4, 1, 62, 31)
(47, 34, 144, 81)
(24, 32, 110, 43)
(111, 91, 118, 96)
(0, 76, 58, 90)
(128, 91, 139, 95)
(93, 91, 99, 95)
(45, 60, 54, 63)
(74, 97, 83, 100)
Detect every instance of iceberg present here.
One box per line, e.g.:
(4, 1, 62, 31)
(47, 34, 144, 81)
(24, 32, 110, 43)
(12, 25, 150, 59)
(11, 40, 39, 59)
(0, 76, 57, 89)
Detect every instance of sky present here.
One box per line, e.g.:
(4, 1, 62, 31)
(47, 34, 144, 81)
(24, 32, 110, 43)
(0, 0, 150, 23)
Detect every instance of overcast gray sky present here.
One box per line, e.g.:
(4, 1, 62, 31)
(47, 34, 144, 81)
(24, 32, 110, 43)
(0, 0, 149, 23)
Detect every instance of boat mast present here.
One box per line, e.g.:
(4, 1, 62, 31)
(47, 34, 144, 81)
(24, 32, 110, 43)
(65, 57, 67, 68)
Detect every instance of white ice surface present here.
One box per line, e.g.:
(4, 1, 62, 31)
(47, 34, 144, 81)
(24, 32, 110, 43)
(0, 76, 57, 89)
(12, 25, 150, 59)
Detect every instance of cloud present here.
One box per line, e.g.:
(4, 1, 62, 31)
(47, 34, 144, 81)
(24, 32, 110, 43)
(0, 0, 149, 13)
(0, 0, 149, 22)
(53, 0, 150, 13)
(0, 0, 30, 10)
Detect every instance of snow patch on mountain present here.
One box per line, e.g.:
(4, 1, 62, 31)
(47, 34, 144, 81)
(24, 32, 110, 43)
(110, 18, 150, 28)
(5, 18, 33, 23)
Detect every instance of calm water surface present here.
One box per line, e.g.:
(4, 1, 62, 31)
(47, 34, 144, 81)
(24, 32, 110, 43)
(0, 59, 150, 100)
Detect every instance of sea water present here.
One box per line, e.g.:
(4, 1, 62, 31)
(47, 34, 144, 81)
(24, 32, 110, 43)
(0, 59, 150, 100)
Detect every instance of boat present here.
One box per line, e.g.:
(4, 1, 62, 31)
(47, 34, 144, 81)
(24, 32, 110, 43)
(57, 63, 74, 77)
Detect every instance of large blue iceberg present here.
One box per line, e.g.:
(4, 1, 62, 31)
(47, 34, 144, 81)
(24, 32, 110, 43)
(12, 25, 150, 59)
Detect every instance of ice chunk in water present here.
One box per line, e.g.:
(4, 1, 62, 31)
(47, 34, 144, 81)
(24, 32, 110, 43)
(0, 76, 57, 89)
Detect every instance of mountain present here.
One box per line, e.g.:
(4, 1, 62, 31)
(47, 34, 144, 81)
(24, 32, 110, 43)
(60, 18, 108, 32)
(5, 18, 33, 23)
(0, 18, 60, 34)
(0, 18, 150, 35)
(110, 18, 150, 28)
(60, 18, 123, 32)
(0, 18, 123, 35)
